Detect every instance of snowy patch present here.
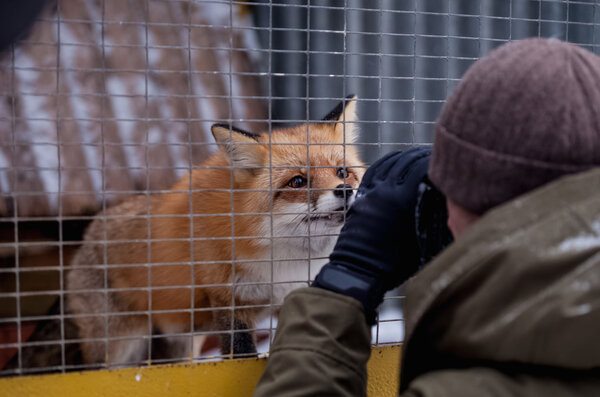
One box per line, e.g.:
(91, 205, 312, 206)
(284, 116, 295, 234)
(61, 26, 103, 198)
(106, 76, 144, 179)
(557, 235, 600, 252)
(147, 31, 161, 66)
(145, 78, 188, 175)
(555, 220, 600, 253)
(570, 280, 591, 293)
(15, 53, 60, 206)
(102, 37, 114, 57)
(189, 52, 218, 145)
(372, 300, 404, 344)
(0, 130, 10, 195)
(564, 303, 592, 317)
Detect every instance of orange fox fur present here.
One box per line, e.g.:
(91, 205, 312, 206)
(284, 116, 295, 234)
(66, 96, 364, 365)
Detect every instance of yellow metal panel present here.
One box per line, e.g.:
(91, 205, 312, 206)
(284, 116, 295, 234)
(367, 345, 401, 396)
(0, 345, 401, 397)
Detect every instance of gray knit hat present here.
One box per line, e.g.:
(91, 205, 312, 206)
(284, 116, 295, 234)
(429, 38, 600, 215)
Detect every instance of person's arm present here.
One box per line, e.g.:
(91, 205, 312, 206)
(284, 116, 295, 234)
(255, 148, 441, 396)
(253, 288, 371, 397)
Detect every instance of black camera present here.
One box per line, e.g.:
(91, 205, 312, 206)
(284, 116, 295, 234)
(415, 177, 454, 269)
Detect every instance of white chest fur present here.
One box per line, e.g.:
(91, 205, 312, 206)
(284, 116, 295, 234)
(233, 194, 347, 305)
(233, 237, 334, 305)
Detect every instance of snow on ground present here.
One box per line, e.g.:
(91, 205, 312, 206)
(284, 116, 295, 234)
(372, 300, 405, 345)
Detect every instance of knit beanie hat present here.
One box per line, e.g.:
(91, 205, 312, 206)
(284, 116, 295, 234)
(429, 38, 600, 215)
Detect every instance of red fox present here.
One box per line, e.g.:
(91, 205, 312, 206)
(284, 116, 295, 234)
(66, 96, 364, 365)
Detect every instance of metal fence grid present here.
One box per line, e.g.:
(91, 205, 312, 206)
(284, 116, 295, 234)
(1, 0, 599, 376)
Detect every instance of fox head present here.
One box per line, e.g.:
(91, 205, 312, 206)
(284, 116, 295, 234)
(211, 95, 364, 254)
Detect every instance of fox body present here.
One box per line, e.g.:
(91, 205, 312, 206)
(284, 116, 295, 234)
(66, 97, 364, 365)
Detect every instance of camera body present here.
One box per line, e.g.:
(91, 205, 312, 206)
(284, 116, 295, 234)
(415, 177, 454, 269)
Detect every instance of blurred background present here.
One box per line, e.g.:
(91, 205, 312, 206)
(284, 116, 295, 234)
(253, 0, 600, 160)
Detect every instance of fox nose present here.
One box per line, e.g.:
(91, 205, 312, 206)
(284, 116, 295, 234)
(334, 184, 354, 201)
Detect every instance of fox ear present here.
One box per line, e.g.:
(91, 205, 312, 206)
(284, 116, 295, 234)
(322, 95, 359, 143)
(211, 124, 266, 174)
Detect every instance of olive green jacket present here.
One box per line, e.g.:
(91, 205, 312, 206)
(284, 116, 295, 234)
(254, 169, 600, 396)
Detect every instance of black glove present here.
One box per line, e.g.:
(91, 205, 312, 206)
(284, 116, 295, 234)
(312, 147, 434, 324)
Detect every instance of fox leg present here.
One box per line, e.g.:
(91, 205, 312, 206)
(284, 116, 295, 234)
(215, 311, 257, 357)
(67, 264, 150, 366)
(152, 320, 193, 362)
(68, 291, 149, 365)
(69, 297, 149, 365)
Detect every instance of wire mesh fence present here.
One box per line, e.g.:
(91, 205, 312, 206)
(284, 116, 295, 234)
(0, 0, 599, 376)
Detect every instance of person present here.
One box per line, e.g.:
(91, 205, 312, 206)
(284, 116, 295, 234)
(253, 38, 600, 396)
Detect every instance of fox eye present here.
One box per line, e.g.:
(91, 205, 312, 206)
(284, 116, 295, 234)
(336, 167, 349, 179)
(287, 175, 307, 188)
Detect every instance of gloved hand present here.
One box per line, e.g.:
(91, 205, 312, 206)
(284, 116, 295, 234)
(312, 147, 432, 324)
